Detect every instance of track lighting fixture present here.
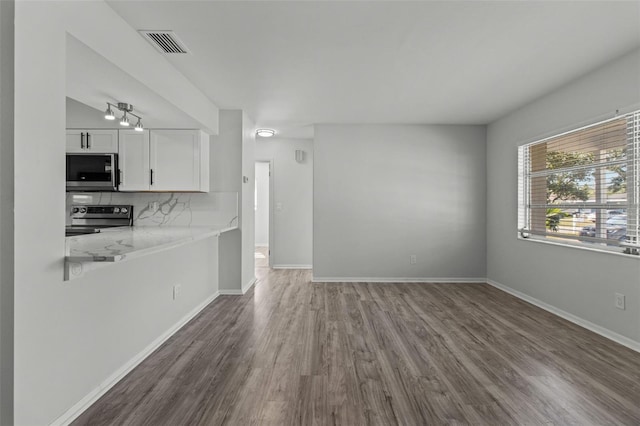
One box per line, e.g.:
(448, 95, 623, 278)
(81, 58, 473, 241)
(104, 102, 143, 129)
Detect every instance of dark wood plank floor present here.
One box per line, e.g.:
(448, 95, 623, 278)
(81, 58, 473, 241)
(74, 260, 640, 425)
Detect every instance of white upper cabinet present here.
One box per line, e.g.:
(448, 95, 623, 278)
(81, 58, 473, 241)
(66, 129, 118, 153)
(149, 130, 210, 192)
(116, 129, 209, 193)
(118, 130, 150, 192)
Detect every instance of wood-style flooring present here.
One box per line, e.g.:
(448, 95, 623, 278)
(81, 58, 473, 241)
(74, 251, 640, 425)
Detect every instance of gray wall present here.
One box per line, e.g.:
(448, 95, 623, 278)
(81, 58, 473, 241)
(0, 1, 14, 423)
(255, 138, 314, 267)
(487, 48, 640, 343)
(313, 124, 486, 280)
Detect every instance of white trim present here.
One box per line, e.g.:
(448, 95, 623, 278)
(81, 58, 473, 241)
(242, 277, 257, 294)
(486, 279, 640, 353)
(273, 264, 312, 270)
(218, 289, 243, 295)
(311, 277, 485, 283)
(255, 244, 269, 248)
(518, 235, 640, 260)
(51, 291, 221, 426)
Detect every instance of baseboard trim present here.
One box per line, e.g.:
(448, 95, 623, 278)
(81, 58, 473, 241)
(311, 277, 485, 283)
(52, 290, 221, 426)
(218, 289, 243, 295)
(273, 264, 312, 270)
(486, 279, 640, 354)
(242, 277, 257, 294)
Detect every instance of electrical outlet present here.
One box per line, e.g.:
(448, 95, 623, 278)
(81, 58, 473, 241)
(149, 201, 159, 213)
(614, 293, 625, 310)
(409, 255, 417, 265)
(173, 284, 182, 300)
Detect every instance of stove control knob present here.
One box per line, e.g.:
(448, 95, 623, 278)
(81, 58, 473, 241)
(121, 207, 128, 214)
(113, 207, 120, 213)
(72, 207, 79, 213)
(79, 207, 87, 214)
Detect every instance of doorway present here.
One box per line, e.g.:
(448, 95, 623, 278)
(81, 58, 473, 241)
(255, 161, 271, 271)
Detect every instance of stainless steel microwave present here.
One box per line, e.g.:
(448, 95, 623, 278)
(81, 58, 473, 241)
(66, 153, 118, 192)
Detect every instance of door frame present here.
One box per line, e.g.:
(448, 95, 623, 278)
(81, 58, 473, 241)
(255, 159, 274, 268)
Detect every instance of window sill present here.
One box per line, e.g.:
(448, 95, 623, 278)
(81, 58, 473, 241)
(517, 235, 640, 259)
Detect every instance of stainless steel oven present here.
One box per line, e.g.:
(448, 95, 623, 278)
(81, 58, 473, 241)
(66, 153, 118, 192)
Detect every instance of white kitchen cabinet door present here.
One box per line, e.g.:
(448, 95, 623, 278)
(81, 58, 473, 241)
(66, 129, 118, 153)
(66, 130, 85, 153)
(150, 130, 209, 192)
(85, 130, 118, 152)
(118, 130, 150, 191)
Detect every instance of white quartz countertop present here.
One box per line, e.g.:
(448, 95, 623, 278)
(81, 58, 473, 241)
(65, 226, 236, 263)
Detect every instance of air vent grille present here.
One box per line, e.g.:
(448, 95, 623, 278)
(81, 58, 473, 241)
(139, 30, 189, 54)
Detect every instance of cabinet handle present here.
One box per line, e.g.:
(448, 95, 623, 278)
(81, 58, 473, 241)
(87, 132, 91, 149)
(80, 132, 85, 149)
(150, 169, 154, 186)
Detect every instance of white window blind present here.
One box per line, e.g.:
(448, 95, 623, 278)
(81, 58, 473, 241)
(518, 110, 640, 255)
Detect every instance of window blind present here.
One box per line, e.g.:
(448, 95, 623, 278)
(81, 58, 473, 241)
(518, 110, 640, 255)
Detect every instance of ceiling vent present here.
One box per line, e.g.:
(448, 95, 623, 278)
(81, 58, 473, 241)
(139, 30, 189, 54)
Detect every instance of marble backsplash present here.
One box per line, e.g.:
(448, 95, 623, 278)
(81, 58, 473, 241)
(66, 191, 238, 228)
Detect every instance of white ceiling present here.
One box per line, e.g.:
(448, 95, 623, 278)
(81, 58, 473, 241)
(107, 1, 640, 138)
(66, 35, 205, 129)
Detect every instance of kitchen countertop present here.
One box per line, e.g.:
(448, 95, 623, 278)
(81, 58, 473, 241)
(65, 225, 236, 263)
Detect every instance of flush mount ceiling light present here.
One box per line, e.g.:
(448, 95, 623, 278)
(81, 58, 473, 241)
(104, 102, 143, 131)
(256, 129, 275, 138)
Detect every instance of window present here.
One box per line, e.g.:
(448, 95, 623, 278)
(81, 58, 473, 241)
(518, 110, 640, 255)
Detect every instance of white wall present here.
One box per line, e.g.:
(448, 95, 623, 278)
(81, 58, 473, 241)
(241, 113, 256, 290)
(0, 1, 14, 423)
(255, 138, 314, 267)
(255, 162, 270, 246)
(313, 124, 486, 280)
(487, 48, 640, 344)
(12, 3, 222, 424)
(211, 110, 255, 292)
(66, 97, 125, 129)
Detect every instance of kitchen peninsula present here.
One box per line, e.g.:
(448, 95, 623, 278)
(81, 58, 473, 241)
(65, 225, 237, 280)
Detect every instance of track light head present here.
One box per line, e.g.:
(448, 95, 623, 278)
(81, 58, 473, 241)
(134, 119, 144, 132)
(120, 112, 130, 127)
(104, 104, 115, 120)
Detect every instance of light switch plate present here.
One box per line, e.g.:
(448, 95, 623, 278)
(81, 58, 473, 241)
(615, 293, 625, 310)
